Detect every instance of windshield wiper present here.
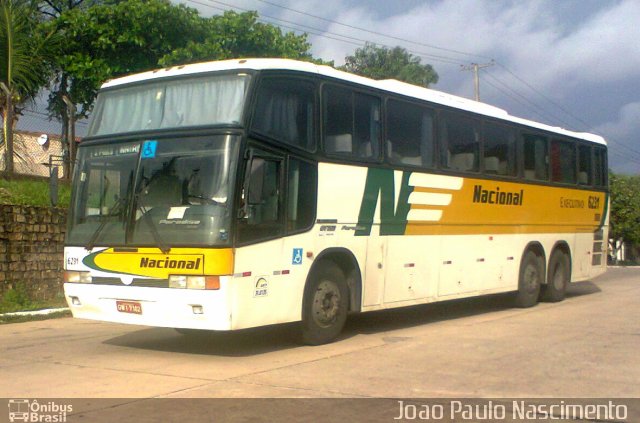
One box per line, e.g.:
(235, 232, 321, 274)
(85, 196, 127, 251)
(134, 192, 171, 255)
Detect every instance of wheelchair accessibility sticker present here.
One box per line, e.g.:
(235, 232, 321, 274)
(141, 140, 158, 159)
(292, 248, 303, 265)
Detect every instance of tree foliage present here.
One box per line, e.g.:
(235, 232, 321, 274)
(609, 172, 640, 245)
(46, 0, 204, 120)
(1, 0, 59, 171)
(0, 0, 57, 115)
(45, 4, 315, 121)
(342, 43, 439, 87)
(160, 11, 312, 67)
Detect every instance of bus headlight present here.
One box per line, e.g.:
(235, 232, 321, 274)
(169, 275, 220, 290)
(64, 271, 92, 283)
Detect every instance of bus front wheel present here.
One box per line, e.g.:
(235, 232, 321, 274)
(540, 250, 570, 302)
(301, 262, 349, 345)
(515, 250, 543, 308)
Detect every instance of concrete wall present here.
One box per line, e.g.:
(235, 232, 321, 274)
(0, 131, 66, 177)
(0, 204, 67, 300)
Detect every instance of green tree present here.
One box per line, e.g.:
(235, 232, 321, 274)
(1, 0, 58, 172)
(159, 10, 312, 67)
(46, 0, 203, 121)
(609, 172, 640, 259)
(342, 43, 438, 87)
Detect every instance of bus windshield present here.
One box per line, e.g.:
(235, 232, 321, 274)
(67, 135, 240, 247)
(87, 73, 251, 136)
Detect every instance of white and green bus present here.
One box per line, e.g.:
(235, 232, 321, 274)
(64, 59, 608, 344)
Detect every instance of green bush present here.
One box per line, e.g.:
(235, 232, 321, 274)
(0, 178, 71, 207)
(0, 284, 33, 313)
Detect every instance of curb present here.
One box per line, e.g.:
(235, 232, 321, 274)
(0, 307, 70, 318)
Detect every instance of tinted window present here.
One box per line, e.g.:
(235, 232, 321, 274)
(523, 134, 548, 181)
(578, 145, 592, 185)
(551, 139, 576, 184)
(594, 147, 607, 188)
(386, 99, 434, 168)
(483, 123, 517, 176)
(238, 150, 283, 243)
(252, 78, 316, 151)
(287, 158, 317, 232)
(323, 85, 381, 160)
(439, 112, 480, 172)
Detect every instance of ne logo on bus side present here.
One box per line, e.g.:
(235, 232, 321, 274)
(356, 168, 413, 236)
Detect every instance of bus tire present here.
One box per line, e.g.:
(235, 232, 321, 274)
(540, 250, 570, 302)
(515, 250, 543, 308)
(301, 262, 349, 345)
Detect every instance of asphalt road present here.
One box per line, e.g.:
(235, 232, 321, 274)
(1, 267, 638, 422)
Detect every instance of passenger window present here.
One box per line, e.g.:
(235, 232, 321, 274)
(439, 112, 480, 172)
(252, 78, 316, 151)
(593, 147, 607, 188)
(287, 158, 317, 233)
(551, 139, 576, 184)
(323, 85, 381, 160)
(386, 99, 434, 168)
(482, 123, 516, 176)
(522, 134, 549, 181)
(578, 145, 592, 185)
(238, 150, 283, 243)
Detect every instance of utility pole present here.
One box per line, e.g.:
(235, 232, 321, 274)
(460, 61, 494, 101)
(0, 82, 14, 173)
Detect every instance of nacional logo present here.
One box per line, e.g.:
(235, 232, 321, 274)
(472, 184, 524, 206)
(139, 256, 201, 270)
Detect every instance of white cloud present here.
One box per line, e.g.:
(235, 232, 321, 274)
(177, 0, 640, 172)
(594, 102, 640, 174)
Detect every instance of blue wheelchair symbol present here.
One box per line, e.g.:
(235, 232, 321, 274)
(292, 248, 303, 265)
(141, 140, 157, 159)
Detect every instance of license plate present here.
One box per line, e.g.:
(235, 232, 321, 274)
(116, 300, 142, 314)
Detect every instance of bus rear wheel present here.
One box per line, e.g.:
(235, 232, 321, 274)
(540, 250, 570, 302)
(301, 262, 349, 345)
(515, 250, 543, 308)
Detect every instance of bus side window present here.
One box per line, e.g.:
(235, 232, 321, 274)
(323, 85, 380, 160)
(551, 138, 576, 184)
(593, 147, 607, 188)
(386, 99, 434, 168)
(523, 134, 549, 181)
(482, 123, 516, 176)
(578, 144, 592, 185)
(287, 158, 317, 233)
(238, 153, 284, 243)
(439, 111, 479, 172)
(251, 78, 316, 151)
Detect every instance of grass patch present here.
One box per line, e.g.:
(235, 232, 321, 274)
(0, 177, 71, 207)
(0, 310, 71, 324)
(0, 284, 68, 314)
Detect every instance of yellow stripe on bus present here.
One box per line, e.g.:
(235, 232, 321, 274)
(86, 247, 234, 278)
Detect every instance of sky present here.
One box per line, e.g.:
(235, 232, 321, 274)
(181, 0, 640, 174)
(18, 0, 640, 174)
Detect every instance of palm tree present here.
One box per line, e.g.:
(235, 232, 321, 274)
(0, 0, 56, 172)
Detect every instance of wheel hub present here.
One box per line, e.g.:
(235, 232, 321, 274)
(313, 281, 341, 327)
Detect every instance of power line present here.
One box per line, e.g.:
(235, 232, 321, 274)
(183, 1, 640, 168)
(246, 0, 640, 161)
(251, 0, 492, 62)
(203, 0, 465, 66)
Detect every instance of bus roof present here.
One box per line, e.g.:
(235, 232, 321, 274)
(102, 58, 606, 146)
